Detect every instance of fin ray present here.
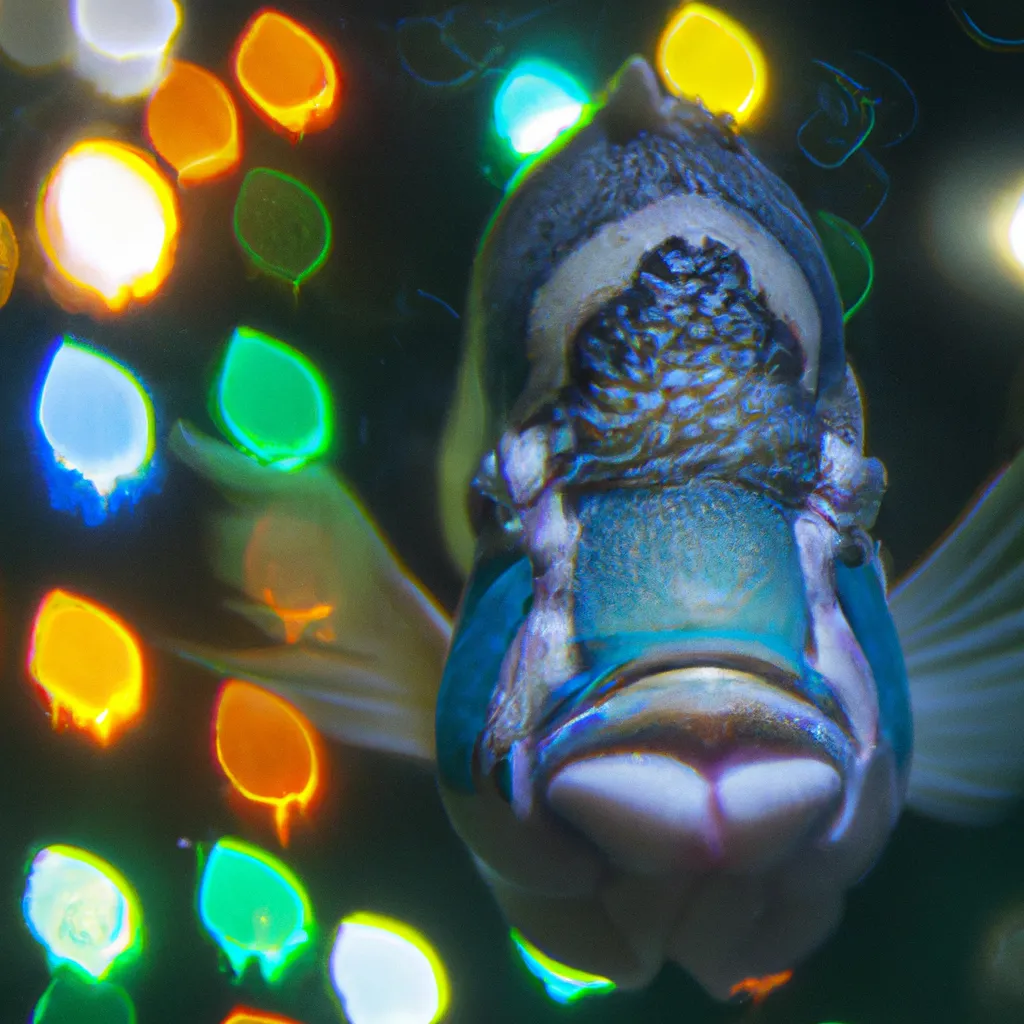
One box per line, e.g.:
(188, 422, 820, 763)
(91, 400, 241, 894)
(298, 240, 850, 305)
(170, 424, 452, 762)
(890, 452, 1024, 824)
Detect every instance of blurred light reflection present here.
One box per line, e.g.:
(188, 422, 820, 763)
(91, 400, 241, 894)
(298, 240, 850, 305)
(198, 837, 314, 982)
(656, 3, 767, 124)
(37, 340, 155, 516)
(28, 589, 146, 745)
(213, 680, 322, 845)
(37, 140, 179, 315)
(71, 0, 181, 98)
(145, 60, 242, 186)
(329, 913, 449, 1024)
(23, 845, 142, 979)
(511, 929, 615, 1004)
(33, 971, 137, 1024)
(213, 326, 333, 470)
(233, 9, 340, 139)
(493, 59, 588, 156)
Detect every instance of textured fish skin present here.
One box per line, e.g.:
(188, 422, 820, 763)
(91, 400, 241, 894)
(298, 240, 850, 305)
(435, 57, 905, 998)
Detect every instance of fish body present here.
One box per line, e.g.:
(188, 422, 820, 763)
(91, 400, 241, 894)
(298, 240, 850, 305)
(434, 57, 902, 995)
(173, 57, 1024, 1002)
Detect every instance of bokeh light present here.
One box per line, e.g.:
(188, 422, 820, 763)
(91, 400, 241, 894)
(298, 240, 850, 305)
(329, 913, 449, 1024)
(510, 929, 615, 1004)
(656, 3, 767, 124)
(0, 208, 20, 309)
(223, 1010, 301, 1024)
(214, 680, 322, 845)
(37, 140, 179, 315)
(493, 59, 588, 156)
(233, 168, 332, 289)
(0, 0, 75, 70)
(977, 901, 1024, 1012)
(28, 589, 145, 746)
(37, 340, 155, 515)
(814, 210, 875, 321)
(145, 60, 242, 186)
(71, 0, 181, 99)
(233, 9, 340, 139)
(728, 970, 794, 1003)
(23, 845, 142, 979)
(33, 971, 137, 1024)
(198, 837, 314, 982)
(212, 326, 333, 470)
(1008, 191, 1024, 270)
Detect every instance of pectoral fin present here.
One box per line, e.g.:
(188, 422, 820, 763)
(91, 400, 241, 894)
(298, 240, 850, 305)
(890, 452, 1024, 824)
(169, 423, 452, 762)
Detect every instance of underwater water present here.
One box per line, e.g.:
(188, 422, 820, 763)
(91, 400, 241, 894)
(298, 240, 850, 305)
(1, 0, 1024, 1021)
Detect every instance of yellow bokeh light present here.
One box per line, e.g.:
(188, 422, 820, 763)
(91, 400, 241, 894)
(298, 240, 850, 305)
(27, 589, 145, 746)
(36, 139, 179, 315)
(656, 3, 767, 124)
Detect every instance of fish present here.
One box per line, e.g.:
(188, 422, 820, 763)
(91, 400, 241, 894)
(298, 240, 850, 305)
(169, 56, 1024, 1000)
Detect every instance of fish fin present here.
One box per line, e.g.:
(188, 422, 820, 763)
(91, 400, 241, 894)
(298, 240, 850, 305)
(169, 422, 452, 762)
(438, 323, 489, 577)
(889, 452, 1024, 824)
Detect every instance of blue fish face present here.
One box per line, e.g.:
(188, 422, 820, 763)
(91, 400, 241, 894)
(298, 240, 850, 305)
(436, 57, 909, 998)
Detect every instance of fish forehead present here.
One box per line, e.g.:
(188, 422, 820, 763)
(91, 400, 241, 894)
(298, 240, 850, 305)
(467, 63, 844, 425)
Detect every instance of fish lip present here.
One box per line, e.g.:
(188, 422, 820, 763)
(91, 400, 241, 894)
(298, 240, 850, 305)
(533, 656, 855, 781)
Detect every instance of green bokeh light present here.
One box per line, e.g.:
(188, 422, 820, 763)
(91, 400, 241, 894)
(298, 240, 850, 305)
(814, 210, 875, 322)
(22, 845, 143, 981)
(510, 929, 615, 1005)
(494, 59, 588, 157)
(212, 325, 333, 470)
(233, 168, 332, 289)
(197, 837, 315, 983)
(32, 970, 136, 1024)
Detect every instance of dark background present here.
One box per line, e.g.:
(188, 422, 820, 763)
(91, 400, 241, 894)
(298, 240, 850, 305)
(1, 0, 1024, 1021)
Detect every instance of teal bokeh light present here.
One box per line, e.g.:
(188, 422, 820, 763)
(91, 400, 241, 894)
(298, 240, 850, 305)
(197, 837, 314, 983)
(494, 59, 588, 157)
(511, 929, 615, 1004)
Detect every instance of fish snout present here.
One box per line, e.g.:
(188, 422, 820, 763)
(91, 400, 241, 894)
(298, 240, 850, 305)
(539, 665, 851, 874)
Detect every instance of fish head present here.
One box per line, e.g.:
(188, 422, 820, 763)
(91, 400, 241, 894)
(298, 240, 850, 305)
(436, 57, 911, 999)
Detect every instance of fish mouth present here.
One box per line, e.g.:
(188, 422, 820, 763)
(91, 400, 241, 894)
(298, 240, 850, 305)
(534, 656, 856, 782)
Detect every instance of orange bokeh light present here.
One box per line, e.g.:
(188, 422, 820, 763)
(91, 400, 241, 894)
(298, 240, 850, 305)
(728, 969, 793, 1004)
(36, 139, 179, 316)
(233, 8, 340, 139)
(145, 60, 241, 186)
(224, 1010, 302, 1024)
(0, 208, 19, 309)
(214, 680, 322, 845)
(27, 589, 145, 745)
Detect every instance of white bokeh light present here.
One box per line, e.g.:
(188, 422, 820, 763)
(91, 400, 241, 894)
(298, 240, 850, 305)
(0, 0, 75, 70)
(39, 141, 178, 312)
(330, 915, 448, 1024)
(1009, 192, 1024, 270)
(38, 341, 154, 496)
(72, 0, 181, 98)
(56, 153, 167, 299)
